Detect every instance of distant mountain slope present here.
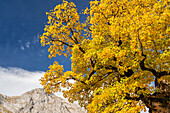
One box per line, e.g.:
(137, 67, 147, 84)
(0, 88, 86, 113)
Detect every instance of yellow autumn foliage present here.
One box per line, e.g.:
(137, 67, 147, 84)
(40, 0, 169, 112)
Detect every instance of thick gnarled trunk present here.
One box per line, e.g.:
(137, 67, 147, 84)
(149, 93, 169, 113)
(148, 81, 170, 113)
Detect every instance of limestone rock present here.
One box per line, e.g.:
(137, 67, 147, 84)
(0, 88, 86, 113)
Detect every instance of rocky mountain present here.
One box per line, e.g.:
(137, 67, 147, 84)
(0, 88, 87, 113)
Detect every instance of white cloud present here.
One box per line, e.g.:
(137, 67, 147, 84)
(20, 45, 25, 50)
(0, 66, 44, 96)
(25, 41, 30, 48)
(0, 66, 73, 100)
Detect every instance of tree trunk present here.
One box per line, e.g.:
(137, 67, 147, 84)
(149, 81, 170, 113)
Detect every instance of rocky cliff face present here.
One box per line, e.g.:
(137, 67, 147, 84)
(0, 88, 86, 113)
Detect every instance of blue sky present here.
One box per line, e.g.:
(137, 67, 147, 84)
(0, 0, 90, 98)
(0, 0, 90, 71)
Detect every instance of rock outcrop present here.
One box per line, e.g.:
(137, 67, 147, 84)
(0, 88, 86, 113)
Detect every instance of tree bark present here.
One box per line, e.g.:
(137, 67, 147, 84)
(148, 81, 170, 113)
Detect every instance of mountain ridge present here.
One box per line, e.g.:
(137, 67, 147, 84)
(0, 88, 86, 113)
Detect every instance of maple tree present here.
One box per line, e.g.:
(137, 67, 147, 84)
(40, 0, 169, 112)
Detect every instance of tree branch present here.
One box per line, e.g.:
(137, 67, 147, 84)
(70, 75, 87, 85)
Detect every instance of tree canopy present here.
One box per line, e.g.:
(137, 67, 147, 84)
(39, 0, 169, 112)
